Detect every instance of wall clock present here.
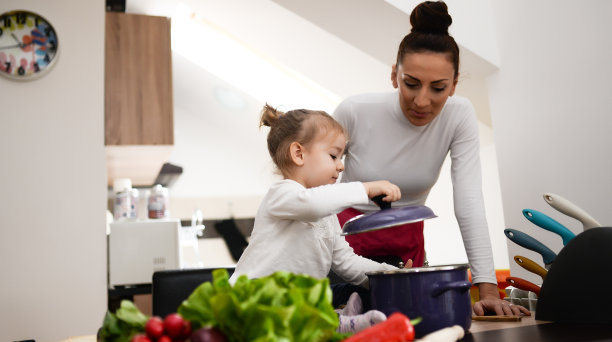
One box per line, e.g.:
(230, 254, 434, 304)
(0, 10, 59, 80)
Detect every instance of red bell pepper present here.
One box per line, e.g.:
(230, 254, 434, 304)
(342, 312, 415, 342)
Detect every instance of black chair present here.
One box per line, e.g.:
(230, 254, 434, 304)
(152, 267, 235, 318)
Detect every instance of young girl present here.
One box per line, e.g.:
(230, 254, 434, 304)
(229, 104, 402, 333)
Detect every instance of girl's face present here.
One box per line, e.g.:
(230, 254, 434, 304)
(298, 130, 346, 188)
(391, 52, 458, 126)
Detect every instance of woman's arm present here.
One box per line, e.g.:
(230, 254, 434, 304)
(449, 99, 529, 315)
(448, 99, 497, 285)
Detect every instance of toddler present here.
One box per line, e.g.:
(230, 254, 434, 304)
(229, 104, 402, 333)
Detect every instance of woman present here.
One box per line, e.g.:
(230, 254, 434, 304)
(333, 1, 529, 316)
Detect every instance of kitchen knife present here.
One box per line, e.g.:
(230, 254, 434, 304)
(513, 255, 548, 281)
(504, 228, 557, 270)
(506, 276, 541, 296)
(543, 193, 601, 231)
(522, 209, 576, 245)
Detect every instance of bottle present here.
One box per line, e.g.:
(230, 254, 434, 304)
(129, 187, 139, 219)
(113, 178, 138, 220)
(148, 184, 169, 219)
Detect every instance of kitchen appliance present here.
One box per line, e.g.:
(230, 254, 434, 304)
(522, 209, 576, 245)
(109, 218, 182, 286)
(543, 193, 601, 230)
(367, 264, 472, 338)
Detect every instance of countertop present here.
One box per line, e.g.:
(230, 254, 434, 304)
(59, 316, 612, 342)
(464, 315, 612, 341)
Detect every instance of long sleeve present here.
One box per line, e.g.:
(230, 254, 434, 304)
(448, 101, 496, 285)
(266, 180, 369, 222)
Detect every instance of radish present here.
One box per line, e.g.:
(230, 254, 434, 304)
(164, 313, 187, 338)
(145, 316, 164, 339)
(130, 333, 151, 342)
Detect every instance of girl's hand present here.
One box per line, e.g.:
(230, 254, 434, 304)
(363, 180, 401, 203)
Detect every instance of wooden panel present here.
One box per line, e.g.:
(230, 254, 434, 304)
(106, 145, 173, 187)
(105, 12, 173, 145)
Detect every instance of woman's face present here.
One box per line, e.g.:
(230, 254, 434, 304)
(391, 52, 458, 126)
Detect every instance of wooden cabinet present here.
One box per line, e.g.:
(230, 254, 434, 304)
(105, 12, 174, 186)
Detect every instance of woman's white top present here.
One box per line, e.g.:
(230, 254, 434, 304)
(333, 91, 496, 285)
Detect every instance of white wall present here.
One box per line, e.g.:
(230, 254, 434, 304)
(488, 1, 612, 285)
(0, 1, 107, 341)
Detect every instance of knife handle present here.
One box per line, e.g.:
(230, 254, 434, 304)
(506, 276, 541, 296)
(514, 255, 548, 280)
(543, 193, 601, 230)
(504, 228, 557, 265)
(523, 209, 576, 245)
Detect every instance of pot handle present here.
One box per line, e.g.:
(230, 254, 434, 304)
(371, 195, 391, 210)
(431, 280, 472, 297)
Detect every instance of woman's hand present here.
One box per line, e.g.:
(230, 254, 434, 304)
(362, 181, 401, 202)
(473, 283, 531, 316)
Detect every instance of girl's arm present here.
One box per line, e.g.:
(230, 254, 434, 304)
(266, 180, 400, 222)
(266, 180, 369, 222)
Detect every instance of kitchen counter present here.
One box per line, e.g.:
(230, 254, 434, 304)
(60, 315, 612, 342)
(464, 315, 612, 341)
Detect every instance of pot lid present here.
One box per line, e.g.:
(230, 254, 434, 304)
(341, 195, 437, 236)
(365, 263, 469, 276)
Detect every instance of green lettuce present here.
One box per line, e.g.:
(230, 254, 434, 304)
(99, 300, 148, 342)
(178, 269, 347, 342)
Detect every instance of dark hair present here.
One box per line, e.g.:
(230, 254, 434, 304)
(396, 1, 459, 79)
(259, 103, 345, 176)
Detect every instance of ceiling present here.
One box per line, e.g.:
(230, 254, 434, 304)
(122, 0, 499, 198)
(125, 0, 496, 121)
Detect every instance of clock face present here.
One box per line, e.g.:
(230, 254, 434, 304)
(0, 10, 59, 80)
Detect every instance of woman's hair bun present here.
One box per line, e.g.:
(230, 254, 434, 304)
(410, 1, 452, 35)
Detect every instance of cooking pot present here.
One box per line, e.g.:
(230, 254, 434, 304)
(366, 264, 472, 338)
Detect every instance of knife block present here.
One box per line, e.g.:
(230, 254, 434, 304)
(536, 227, 612, 324)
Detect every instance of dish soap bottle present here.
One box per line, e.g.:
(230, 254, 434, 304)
(113, 178, 139, 220)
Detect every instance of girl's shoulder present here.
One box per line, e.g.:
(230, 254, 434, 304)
(267, 179, 302, 194)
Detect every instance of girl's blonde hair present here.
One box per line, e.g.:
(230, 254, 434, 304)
(259, 103, 345, 176)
